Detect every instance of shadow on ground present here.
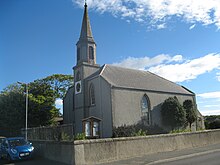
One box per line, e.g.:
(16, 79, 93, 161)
(0, 157, 67, 165)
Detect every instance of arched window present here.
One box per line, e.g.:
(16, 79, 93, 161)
(89, 84, 95, 105)
(77, 48, 80, 61)
(89, 46, 94, 60)
(76, 71, 81, 81)
(141, 95, 150, 124)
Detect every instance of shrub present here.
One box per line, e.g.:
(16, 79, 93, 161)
(161, 97, 186, 130)
(183, 100, 197, 130)
(61, 132, 73, 141)
(170, 129, 191, 134)
(112, 123, 166, 138)
(209, 120, 220, 129)
(74, 133, 86, 140)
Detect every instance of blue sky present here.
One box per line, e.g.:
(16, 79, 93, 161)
(1, 0, 220, 115)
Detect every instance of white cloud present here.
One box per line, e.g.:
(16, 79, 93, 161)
(200, 109, 220, 116)
(150, 53, 220, 82)
(157, 23, 167, 29)
(74, 0, 220, 29)
(113, 54, 183, 70)
(189, 24, 196, 30)
(55, 98, 63, 106)
(197, 91, 220, 99)
(114, 53, 220, 82)
(216, 72, 220, 81)
(55, 98, 63, 114)
(197, 93, 220, 115)
(203, 104, 220, 108)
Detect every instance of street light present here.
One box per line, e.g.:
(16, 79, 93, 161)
(17, 81, 28, 140)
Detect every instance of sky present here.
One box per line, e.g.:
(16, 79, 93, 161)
(1, 0, 220, 115)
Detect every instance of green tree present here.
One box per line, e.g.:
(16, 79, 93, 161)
(0, 74, 73, 136)
(204, 115, 220, 129)
(0, 84, 25, 136)
(0, 81, 58, 136)
(183, 99, 197, 130)
(208, 120, 220, 129)
(42, 74, 73, 99)
(27, 79, 59, 127)
(161, 97, 186, 130)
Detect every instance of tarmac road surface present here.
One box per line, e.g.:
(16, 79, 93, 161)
(101, 143, 220, 165)
(0, 157, 67, 165)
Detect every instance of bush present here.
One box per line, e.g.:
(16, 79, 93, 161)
(61, 132, 73, 141)
(112, 123, 166, 138)
(132, 129, 146, 136)
(209, 120, 220, 129)
(204, 115, 220, 129)
(170, 129, 191, 134)
(161, 97, 186, 130)
(183, 100, 197, 130)
(113, 124, 138, 137)
(74, 133, 86, 140)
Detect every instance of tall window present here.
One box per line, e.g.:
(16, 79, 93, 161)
(89, 46, 94, 60)
(141, 95, 150, 124)
(77, 48, 80, 61)
(89, 84, 95, 105)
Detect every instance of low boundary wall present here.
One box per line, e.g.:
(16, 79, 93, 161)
(32, 129, 220, 165)
(33, 141, 75, 165)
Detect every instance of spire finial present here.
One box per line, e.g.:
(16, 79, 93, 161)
(84, 0, 87, 7)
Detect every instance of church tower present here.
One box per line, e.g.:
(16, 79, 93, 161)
(76, 2, 96, 66)
(73, 2, 100, 134)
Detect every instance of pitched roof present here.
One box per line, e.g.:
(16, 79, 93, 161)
(99, 64, 193, 95)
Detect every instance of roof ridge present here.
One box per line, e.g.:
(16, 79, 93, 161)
(100, 64, 193, 95)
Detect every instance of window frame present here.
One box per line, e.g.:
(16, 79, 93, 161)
(141, 95, 151, 124)
(89, 46, 94, 60)
(89, 83, 95, 106)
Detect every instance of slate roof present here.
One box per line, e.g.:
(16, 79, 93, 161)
(98, 64, 194, 95)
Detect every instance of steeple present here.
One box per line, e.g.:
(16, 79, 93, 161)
(76, 2, 97, 65)
(79, 2, 94, 42)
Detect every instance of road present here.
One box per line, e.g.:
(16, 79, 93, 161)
(101, 143, 220, 165)
(0, 157, 67, 165)
(1, 143, 220, 165)
(153, 151, 220, 165)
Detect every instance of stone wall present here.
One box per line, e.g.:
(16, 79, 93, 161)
(32, 129, 220, 165)
(33, 140, 75, 165)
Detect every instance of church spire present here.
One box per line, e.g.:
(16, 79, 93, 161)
(79, 2, 94, 42)
(76, 2, 97, 65)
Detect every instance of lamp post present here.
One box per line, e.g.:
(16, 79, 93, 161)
(17, 82, 28, 140)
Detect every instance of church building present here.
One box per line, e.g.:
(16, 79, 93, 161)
(63, 3, 204, 138)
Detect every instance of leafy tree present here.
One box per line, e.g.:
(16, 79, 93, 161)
(0, 84, 25, 136)
(27, 79, 59, 127)
(161, 97, 186, 130)
(0, 74, 73, 136)
(204, 115, 220, 129)
(208, 120, 220, 129)
(42, 74, 73, 99)
(183, 100, 197, 130)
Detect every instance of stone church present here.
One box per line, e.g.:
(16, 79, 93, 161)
(63, 3, 204, 138)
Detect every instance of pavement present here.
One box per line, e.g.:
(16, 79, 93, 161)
(100, 143, 220, 165)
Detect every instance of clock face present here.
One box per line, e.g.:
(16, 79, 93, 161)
(75, 81, 81, 94)
(76, 83, 81, 92)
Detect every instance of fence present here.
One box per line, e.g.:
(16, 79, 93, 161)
(27, 124, 74, 141)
